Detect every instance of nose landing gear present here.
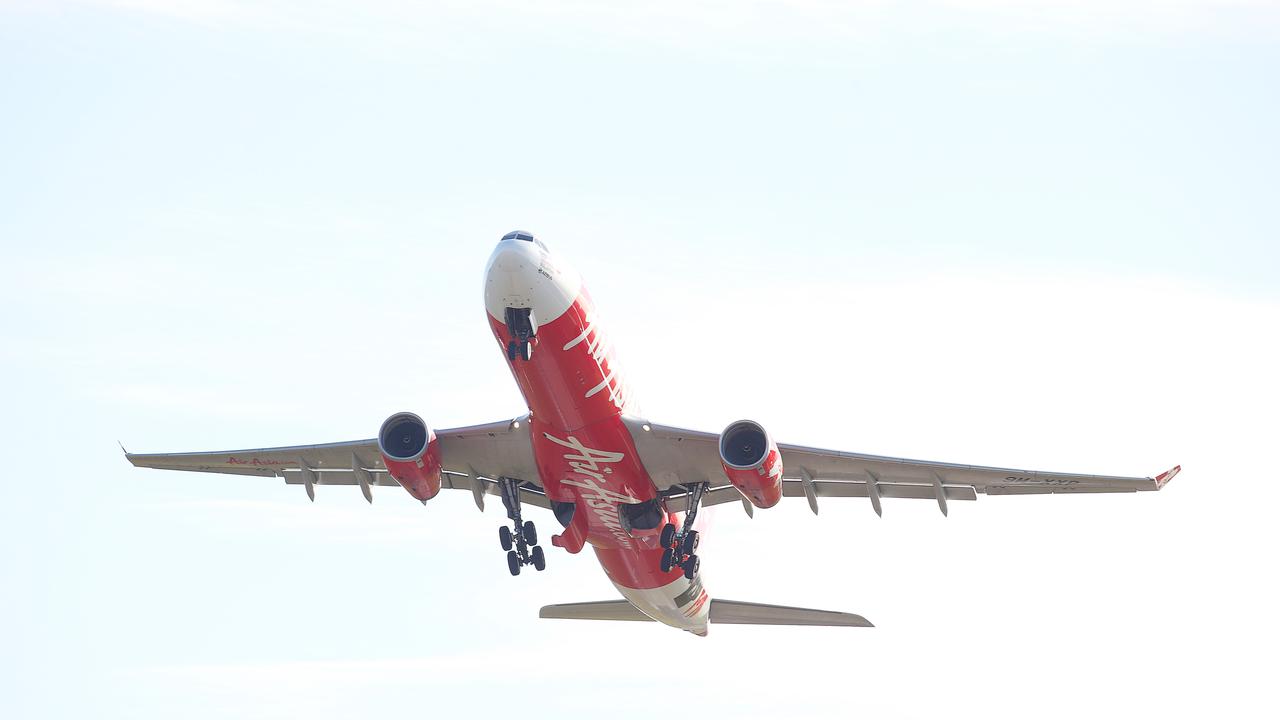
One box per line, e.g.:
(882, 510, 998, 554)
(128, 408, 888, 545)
(504, 308, 537, 362)
(498, 476, 545, 575)
(659, 482, 706, 580)
(506, 341, 533, 362)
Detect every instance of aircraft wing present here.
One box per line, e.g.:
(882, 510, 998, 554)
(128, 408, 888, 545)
(126, 417, 549, 508)
(623, 418, 1178, 516)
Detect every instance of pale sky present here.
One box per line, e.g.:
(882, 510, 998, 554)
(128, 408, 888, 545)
(1, 1, 1278, 719)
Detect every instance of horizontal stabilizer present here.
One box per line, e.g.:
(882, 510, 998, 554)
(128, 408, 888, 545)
(539, 599, 873, 627)
(539, 600, 653, 622)
(710, 599, 873, 627)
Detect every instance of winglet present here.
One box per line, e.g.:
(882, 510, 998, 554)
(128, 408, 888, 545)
(1154, 465, 1181, 489)
(121, 443, 144, 468)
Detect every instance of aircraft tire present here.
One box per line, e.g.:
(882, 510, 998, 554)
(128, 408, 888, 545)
(681, 530, 699, 556)
(660, 547, 675, 573)
(682, 554, 700, 580)
(507, 550, 521, 576)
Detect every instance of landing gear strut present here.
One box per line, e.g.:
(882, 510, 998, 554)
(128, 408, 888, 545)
(498, 476, 545, 574)
(659, 482, 705, 580)
(504, 308, 536, 362)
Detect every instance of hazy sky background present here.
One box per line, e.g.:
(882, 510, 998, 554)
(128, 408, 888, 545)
(2, 1, 1278, 718)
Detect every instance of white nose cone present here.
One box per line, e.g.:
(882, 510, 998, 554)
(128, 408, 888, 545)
(484, 233, 581, 323)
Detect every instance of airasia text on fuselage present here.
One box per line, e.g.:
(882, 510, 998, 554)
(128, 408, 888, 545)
(544, 432, 637, 548)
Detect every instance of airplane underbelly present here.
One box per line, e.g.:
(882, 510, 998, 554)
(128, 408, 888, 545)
(487, 291, 635, 432)
(484, 236, 709, 632)
(529, 414, 659, 550)
(490, 283, 659, 551)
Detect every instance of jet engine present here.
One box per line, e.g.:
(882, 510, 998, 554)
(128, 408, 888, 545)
(378, 412, 443, 502)
(718, 419, 784, 509)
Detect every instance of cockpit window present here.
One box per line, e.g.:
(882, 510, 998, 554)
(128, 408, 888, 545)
(500, 230, 547, 251)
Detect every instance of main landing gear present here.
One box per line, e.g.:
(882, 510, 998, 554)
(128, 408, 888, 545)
(659, 482, 706, 581)
(498, 476, 545, 575)
(504, 307, 536, 362)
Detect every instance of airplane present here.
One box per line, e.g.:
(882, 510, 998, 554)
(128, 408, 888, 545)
(127, 231, 1180, 635)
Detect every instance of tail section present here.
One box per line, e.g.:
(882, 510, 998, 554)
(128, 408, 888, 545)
(539, 599, 873, 628)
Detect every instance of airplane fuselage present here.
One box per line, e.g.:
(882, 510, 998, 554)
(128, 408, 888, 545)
(484, 235, 711, 633)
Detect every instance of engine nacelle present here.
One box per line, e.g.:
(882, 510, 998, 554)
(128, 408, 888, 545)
(378, 412, 443, 502)
(718, 419, 784, 509)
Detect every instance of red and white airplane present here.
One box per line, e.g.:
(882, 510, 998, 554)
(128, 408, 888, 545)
(128, 232, 1179, 635)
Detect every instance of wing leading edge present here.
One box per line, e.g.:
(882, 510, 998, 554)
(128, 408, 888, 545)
(125, 417, 548, 508)
(623, 417, 1177, 516)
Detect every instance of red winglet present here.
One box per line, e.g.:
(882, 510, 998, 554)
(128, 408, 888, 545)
(1154, 465, 1181, 489)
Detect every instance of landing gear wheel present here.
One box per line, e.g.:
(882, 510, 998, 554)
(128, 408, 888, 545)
(682, 554, 700, 580)
(503, 308, 537, 360)
(498, 477, 539, 576)
(657, 484, 710, 574)
(681, 530, 700, 556)
(660, 547, 675, 573)
(660, 523, 677, 549)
